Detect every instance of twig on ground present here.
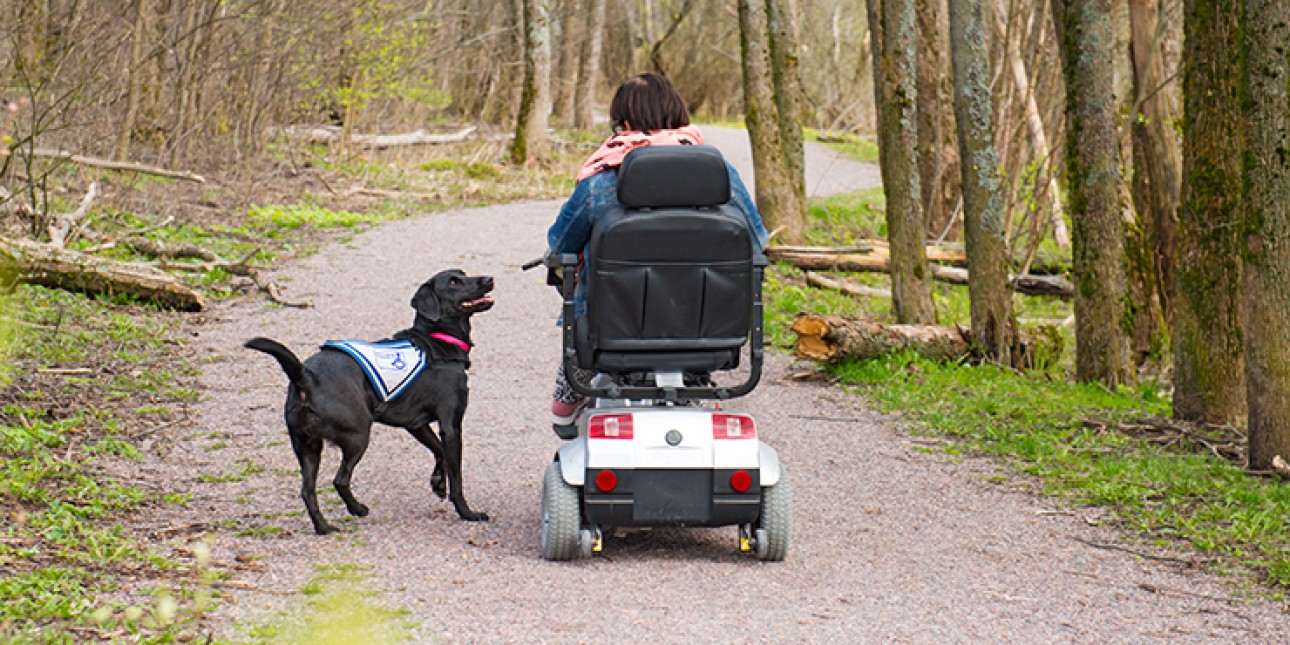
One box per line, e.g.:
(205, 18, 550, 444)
(1069, 536, 1199, 565)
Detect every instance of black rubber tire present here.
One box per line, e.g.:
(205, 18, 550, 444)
(755, 466, 791, 561)
(541, 461, 582, 561)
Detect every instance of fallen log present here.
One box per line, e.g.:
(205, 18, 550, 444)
(774, 251, 1075, 298)
(270, 125, 478, 148)
(767, 243, 874, 256)
(0, 235, 205, 311)
(803, 271, 890, 299)
(931, 266, 1076, 299)
(29, 149, 206, 184)
(791, 312, 1065, 367)
(1274, 455, 1290, 480)
(791, 313, 971, 362)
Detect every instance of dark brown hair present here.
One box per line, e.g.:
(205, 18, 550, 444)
(608, 73, 690, 133)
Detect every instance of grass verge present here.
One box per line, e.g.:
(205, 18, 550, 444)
(0, 285, 217, 642)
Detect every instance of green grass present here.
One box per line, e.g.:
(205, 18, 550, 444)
(249, 203, 380, 230)
(243, 563, 412, 643)
(0, 286, 217, 642)
(806, 186, 888, 244)
(804, 127, 881, 163)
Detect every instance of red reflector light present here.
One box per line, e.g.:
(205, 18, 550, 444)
(588, 414, 634, 439)
(712, 414, 756, 439)
(595, 470, 618, 492)
(730, 470, 753, 493)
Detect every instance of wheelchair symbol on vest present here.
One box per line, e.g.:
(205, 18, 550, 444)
(390, 353, 407, 370)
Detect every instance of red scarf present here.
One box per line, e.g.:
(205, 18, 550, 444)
(576, 125, 705, 182)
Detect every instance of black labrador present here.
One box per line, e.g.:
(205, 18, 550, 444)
(244, 269, 493, 534)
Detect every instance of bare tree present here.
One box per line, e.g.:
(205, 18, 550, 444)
(1174, 0, 1246, 422)
(915, 0, 960, 242)
(1241, 0, 1290, 470)
(512, 0, 551, 163)
(574, 0, 607, 130)
(115, 0, 151, 162)
(551, 0, 582, 126)
(867, 0, 935, 323)
(1051, 0, 1131, 386)
(738, 0, 790, 235)
(1126, 0, 1180, 364)
(948, 0, 1014, 363)
(765, 0, 807, 243)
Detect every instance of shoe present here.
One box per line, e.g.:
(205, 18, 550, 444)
(552, 422, 578, 440)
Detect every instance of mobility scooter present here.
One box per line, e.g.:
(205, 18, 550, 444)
(540, 144, 791, 561)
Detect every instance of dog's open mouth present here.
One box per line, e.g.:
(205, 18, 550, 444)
(461, 296, 495, 312)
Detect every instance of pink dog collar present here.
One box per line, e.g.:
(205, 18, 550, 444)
(429, 332, 470, 352)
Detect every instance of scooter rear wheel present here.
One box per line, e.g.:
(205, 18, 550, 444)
(541, 461, 583, 561)
(754, 465, 791, 561)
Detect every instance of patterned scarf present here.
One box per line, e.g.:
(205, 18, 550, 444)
(576, 125, 705, 182)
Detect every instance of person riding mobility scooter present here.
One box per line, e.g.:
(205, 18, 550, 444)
(539, 145, 791, 561)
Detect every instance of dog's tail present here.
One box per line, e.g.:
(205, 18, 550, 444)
(244, 337, 314, 395)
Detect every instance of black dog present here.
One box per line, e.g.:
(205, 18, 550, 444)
(244, 269, 493, 534)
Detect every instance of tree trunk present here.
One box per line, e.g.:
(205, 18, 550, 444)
(1241, 0, 1290, 470)
(947, 0, 1014, 364)
(573, 0, 606, 130)
(915, 0, 960, 242)
(552, 0, 581, 126)
(1173, 0, 1246, 422)
(512, 0, 551, 164)
(867, 0, 935, 323)
(1052, 0, 1131, 387)
(765, 0, 808, 244)
(1124, 0, 1179, 366)
(738, 0, 791, 238)
(115, 0, 150, 162)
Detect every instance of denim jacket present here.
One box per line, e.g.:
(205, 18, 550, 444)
(546, 162, 770, 319)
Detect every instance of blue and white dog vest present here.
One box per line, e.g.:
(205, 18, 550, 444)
(322, 340, 427, 403)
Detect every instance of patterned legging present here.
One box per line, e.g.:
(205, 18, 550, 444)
(553, 361, 596, 404)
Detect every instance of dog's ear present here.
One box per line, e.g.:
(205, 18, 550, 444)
(411, 282, 442, 322)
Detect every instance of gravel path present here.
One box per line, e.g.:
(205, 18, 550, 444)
(168, 128, 1288, 642)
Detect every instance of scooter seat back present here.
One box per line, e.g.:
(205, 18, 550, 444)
(579, 145, 755, 373)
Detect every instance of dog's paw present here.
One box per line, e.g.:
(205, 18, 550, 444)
(314, 523, 341, 535)
(346, 502, 370, 517)
(462, 510, 490, 522)
(430, 473, 447, 499)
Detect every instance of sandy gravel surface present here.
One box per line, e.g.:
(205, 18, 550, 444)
(159, 128, 1289, 642)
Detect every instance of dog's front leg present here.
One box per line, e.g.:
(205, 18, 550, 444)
(405, 424, 448, 499)
(437, 405, 488, 522)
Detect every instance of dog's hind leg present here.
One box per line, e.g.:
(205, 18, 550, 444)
(405, 425, 448, 499)
(291, 432, 338, 535)
(333, 435, 370, 517)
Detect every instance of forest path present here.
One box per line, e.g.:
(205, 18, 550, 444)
(169, 127, 1288, 642)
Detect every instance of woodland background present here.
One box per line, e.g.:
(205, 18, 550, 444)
(2, 1, 1290, 638)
